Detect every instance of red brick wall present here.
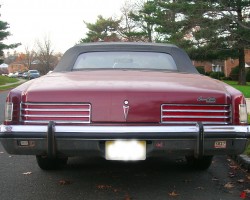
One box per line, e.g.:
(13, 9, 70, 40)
(193, 49, 250, 77)
(8, 63, 27, 73)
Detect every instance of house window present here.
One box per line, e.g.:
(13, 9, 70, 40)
(212, 65, 222, 72)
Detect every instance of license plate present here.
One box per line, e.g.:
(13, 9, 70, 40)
(105, 140, 146, 161)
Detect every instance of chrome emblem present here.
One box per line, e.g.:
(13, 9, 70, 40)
(123, 100, 129, 120)
(197, 96, 216, 103)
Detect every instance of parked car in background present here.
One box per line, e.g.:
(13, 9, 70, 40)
(16, 72, 23, 78)
(8, 73, 17, 78)
(28, 70, 40, 79)
(0, 42, 249, 171)
(22, 72, 28, 79)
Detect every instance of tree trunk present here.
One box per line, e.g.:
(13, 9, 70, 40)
(238, 47, 246, 85)
(236, 1, 246, 85)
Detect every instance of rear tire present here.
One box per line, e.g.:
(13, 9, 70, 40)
(186, 155, 213, 170)
(36, 155, 68, 170)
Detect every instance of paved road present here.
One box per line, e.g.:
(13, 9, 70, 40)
(1, 91, 250, 200)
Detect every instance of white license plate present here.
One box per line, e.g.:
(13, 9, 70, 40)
(105, 140, 146, 161)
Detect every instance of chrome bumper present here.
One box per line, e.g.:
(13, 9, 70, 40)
(0, 123, 250, 158)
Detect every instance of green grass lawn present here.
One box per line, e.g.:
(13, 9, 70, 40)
(0, 75, 19, 85)
(223, 80, 250, 98)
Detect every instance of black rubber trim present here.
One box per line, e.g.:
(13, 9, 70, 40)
(0, 131, 247, 140)
(47, 121, 56, 159)
(197, 122, 204, 157)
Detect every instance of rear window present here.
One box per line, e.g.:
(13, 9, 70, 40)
(73, 52, 177, 71)
(29, 70, 39, 73)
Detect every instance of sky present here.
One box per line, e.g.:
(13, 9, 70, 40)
(0, 0, 126, 54)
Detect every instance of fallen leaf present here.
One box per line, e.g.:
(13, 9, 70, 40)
(227, 159, 232, 162)
(224, 182, 234, 189)
(168, 191, 179, 197)
(240, 191, 247, 199)
(228, 172, 236, 178)
(244, 189, 250, 194)
(124, 194, 132, 200)
(238, 179, 245, 183)
(229, 164, 239, 170)
(22, 172, 32, 175)
(212, 177, 219, 181)
(59, 180, 71, 185)
(96, 185, 112, 190)
(113, 189, 118, 193)
(8, 156, 12, 158)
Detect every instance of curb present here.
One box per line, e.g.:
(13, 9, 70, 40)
(232, 155, 250, 171)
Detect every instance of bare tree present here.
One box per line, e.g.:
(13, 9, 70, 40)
(119, 0, 156, 42)
(24, 46, 36, 70)
(36, 37, 55, 74)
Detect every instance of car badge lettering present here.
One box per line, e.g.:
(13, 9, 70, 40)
(123, 100, 129, 120)
(197, 96, 216, 103)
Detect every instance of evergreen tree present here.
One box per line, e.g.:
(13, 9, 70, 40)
(0, 6, 20, 63)
(79, 15, 121, 42)
(149, 0, 250, 85)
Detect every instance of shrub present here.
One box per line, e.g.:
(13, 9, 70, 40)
(229, 66, 239, 81)
(246, 68, 250, 82)
(205, 71, 212, 76)
(221, 76, 232, 81)
(196, 66, 205, 75)
(209, 71, 225, 80)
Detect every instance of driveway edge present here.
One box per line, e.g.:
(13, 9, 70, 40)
(232, 155, 250, 171)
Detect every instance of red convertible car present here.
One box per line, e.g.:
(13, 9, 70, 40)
(0, 42, 249, 170)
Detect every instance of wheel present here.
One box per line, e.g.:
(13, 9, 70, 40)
(186, 155, 213, 170)
(36, 155, 68, 170)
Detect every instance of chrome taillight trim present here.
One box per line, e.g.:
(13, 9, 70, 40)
(5, 102, 13, 122)
(161, 104, 232, 125)
(20, 102, 91, 124)
(162, 109, 230, 113)
(162, 116, 230, 119)
(21, 108, 90, 112)
(21, 114, 90, 118)
(22, 120, 91, 124)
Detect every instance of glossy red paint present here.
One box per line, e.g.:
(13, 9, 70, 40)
(6, 70, 243, 125)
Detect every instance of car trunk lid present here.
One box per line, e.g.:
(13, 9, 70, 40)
(20, 71, 231, 124)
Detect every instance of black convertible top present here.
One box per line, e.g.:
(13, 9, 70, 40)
(54, 42, 198, 74)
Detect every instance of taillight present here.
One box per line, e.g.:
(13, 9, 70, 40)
(5, 102, 13, 121)
(239, 104, 248, 124)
